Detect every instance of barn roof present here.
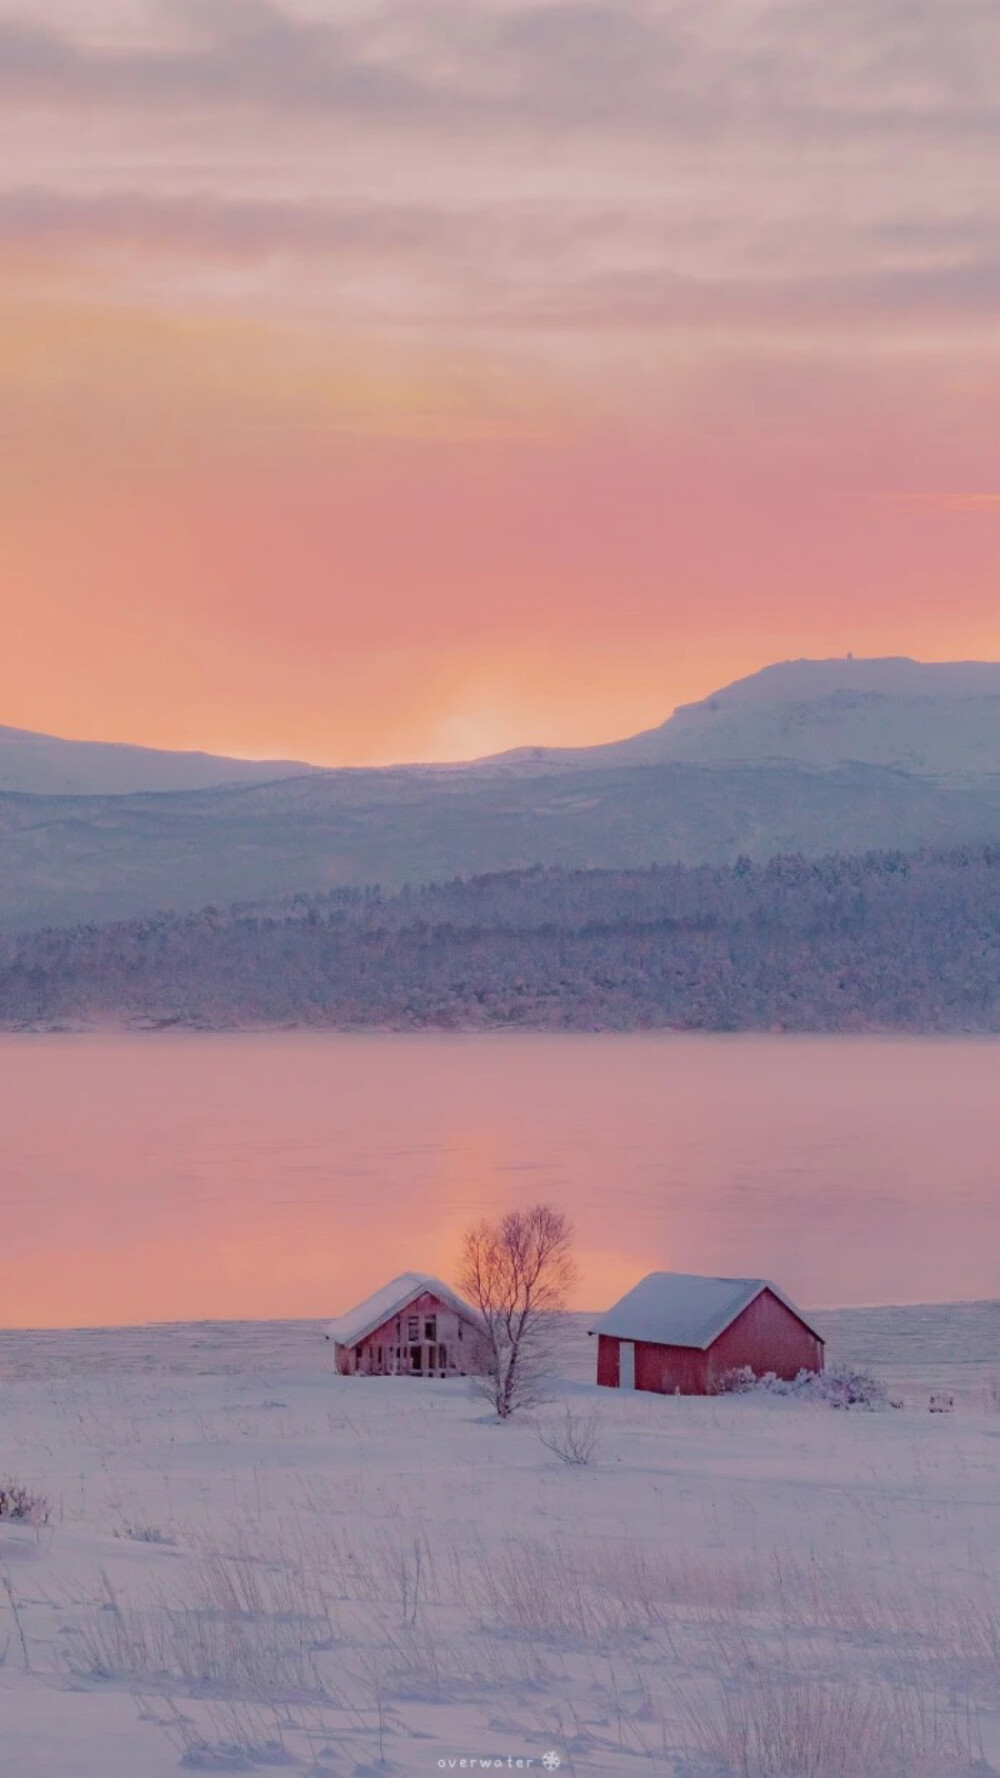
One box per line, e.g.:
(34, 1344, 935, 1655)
(589, 1272, 824, 1351)
(325, 1273, 479, 1348)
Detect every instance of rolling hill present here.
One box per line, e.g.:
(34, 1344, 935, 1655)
(0, 723, 316, 796)
(2, 657, 999, 930)
(490, 657, 1000, 775)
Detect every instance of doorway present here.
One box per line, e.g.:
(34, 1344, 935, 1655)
(619, 1341, 635, 1390)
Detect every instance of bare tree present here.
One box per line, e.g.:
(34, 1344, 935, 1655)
(458, 1203, 577, 1418)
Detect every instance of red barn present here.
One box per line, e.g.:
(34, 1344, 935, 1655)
(325, 1272, 485, 1378)
(591, 1272, 824, 1396)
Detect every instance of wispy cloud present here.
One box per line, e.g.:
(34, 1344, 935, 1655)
(1, 1, 997, 141)
(1, 0, 997, 354)
(902, 492, 1000, 514)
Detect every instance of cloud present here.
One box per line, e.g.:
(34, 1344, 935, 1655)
(1, 1, 998, 370)
(0, 0, 997, 143)
(0, 5, 418, 116)
(0, 186, 647, 269)
(902, 493, 1000, 514)
(3, 185, 1000, 343)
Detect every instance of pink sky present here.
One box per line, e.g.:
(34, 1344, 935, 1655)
(1, 0, 998, 764)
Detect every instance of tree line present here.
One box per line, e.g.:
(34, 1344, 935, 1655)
(1, 845, 999, 1032)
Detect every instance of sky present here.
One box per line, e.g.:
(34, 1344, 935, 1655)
(1, 0, 998, 766)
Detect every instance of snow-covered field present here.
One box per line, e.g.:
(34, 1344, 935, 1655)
(2, 1305, 999, 1777)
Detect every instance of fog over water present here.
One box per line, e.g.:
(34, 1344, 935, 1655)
(2, 1033, 997, 1328)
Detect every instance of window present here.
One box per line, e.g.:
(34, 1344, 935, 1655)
(424, 1316, 437, 1342)
(407, 1315, 419, 1341)
(438, 1343, 448, 1369)
(427, 1345, 437, 1371)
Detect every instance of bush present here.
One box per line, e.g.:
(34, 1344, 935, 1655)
(0, 1477, 50, 1525)
(535, 1405, 602, 1465)
(715, 1366, 758, 1394)
(808, 1364, 889, 1410)
(714, 1363, 889, 1410)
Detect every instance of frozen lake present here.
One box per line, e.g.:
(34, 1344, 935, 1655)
(2, 1032, 999, 1327)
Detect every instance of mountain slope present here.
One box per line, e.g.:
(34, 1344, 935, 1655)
(0, 724, 316, 795)
(488, 658, 1000, 775)
(3, 657, 1000, 929)
(4, 757, 1000, 931)
(7, 656, 1000, 794)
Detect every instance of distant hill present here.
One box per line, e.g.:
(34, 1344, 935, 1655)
(489, 657, 1000, 775)
(6, 656, 1000, 795)
(2, 657, 1000, 929)
(0, 724, 316, 795)
(3, 849, 999, 1033)
(4, 758, 1000, 932)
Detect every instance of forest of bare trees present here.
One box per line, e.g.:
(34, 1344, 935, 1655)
(1, 846, 999, 1032)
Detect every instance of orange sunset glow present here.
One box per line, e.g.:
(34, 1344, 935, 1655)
(2, 1, 999, 763)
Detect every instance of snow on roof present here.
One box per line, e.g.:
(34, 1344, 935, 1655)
(589, 1272, 824, 1350)
(325, 1273, 478, 1348)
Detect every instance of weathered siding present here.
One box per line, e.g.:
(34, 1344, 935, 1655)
(596, 1335, 709, 1392)
(596, 1334, 618, 1387)
(335, 1291, 482, 1378)
(635, 1341, 710, 1394)
(595, 1288, 823, 1396)
(706, 1288, 823, 1387)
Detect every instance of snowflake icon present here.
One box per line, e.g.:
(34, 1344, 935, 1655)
(541, 1755, 561, 1772)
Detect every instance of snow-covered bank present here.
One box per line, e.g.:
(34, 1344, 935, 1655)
(1, 1304, 999, 1776)
(3, 1298, 998, 1399)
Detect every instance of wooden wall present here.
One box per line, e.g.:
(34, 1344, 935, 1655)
(596, 1289, 823, 1396)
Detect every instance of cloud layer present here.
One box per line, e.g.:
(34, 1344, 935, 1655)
(1, 0, 997, 762)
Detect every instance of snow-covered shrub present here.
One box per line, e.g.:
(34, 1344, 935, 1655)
(713, 1364, 889, 1410)
(714, 1366, 758, 1395)
(0, 1477, 50, 1525)
(808, 1364, 889, 1410)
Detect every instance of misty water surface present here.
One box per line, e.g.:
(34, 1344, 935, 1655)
(2, 1033, 997, 1327)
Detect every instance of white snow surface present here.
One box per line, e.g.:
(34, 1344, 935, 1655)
(589, 1270, 822, 1349)
(324, 1271, 478, 1347)
(0, 1301, 998, 1778)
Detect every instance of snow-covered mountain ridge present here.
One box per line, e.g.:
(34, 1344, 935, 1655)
(487, 658, 1000, 777)
(4, 659, 1000, 928)
(5, 658, 1000, 793)
(0, 724, 317, 796)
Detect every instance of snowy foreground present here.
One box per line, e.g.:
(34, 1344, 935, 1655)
(1, 1306, 999, 1778)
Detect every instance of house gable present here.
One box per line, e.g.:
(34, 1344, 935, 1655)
(590, 1271, 824, 1351)
(325, 1272, 479, 1349)
(705, 1287, 825, 1382)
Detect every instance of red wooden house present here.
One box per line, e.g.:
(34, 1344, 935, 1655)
(325, 1272, 485, 1378)
(591, 1272, 824, 1396)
